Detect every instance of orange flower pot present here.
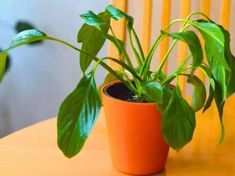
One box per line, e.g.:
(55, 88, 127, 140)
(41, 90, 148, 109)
(102, 82, 169, 175)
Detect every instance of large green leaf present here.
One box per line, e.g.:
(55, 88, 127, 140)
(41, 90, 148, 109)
(144, 81, 163, 103)
(165, 30, 203, 68)
(105, 5, 133, 28)
(161, 88, 196, 150)
(77, 12, 110, 72)
(194, 21, 230, 100)
(195, 22, 235, 143)
(187, 75, 206, 112)
(57, 74, 101, 158)
(218, 26, 235, 97)
(0, 52, 8, 82)
(8, 29, 47, 50)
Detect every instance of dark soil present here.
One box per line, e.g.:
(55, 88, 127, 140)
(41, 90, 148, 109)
(104, 82, 146, 103)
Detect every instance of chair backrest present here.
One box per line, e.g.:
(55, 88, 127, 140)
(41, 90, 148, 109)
(108, 0, 234, 96)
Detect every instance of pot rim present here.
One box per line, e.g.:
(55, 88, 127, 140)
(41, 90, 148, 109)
(101, 81, 157, 106)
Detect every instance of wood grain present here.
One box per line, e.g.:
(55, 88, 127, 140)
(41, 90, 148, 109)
(0, 97, 235, 175)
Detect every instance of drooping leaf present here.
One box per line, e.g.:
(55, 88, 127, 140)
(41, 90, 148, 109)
(199, 65, 215, 89)
(77, 12, 110, 72)
(57, 74, 101, 158)
(187, 75, 206, 112)
(217, 25, 235, 97)
(105, 5, 134, 28)
(0, 52, 8, 82)
(194, 21, 230, 100)
(161, 88, 196, 150)
(213, 80, 225, 143)
(8, 29, 47, 50)
(201, 64, 226, 142)
(14, 21, 43, 45)
(144, 81, 163, 103)
(194, 20, 229, 70)
(203, 85, 214, 113)
(164, 30, 203, 67)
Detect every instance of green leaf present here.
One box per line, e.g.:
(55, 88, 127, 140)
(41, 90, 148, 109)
(187, 75, 206, 112)
(105, 5, 134, 28)
(57, 74, 101, 158)
(203, 85, 214, 113)
(161, 88, 196, 150)
(217, 25, 235, 97)
(199, 65, 215, 89)
(165, 30, 203, 67)
(0, 52, 8, 82)
(14, 21, 43, 45)
(155, 70, 167, 81)
(144, 81, 163, 103)
(194, 21, 230, 100)
(158, 87, 173, 112)
(213, 80, 225, 143)
(0, 48, 11, 73)
(201, 64, 225, 143)
(77, 12, 110, 72)
(80, 11, 107, 29)
(8, 29, 47, 50)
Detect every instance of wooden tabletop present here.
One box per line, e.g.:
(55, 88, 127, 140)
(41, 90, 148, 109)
(0, 97, 235, 176)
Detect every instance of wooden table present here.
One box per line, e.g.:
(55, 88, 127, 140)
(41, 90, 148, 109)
(0, 97, 235, 176)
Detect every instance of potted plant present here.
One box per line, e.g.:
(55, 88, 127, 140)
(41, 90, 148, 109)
(0, 5, 235, 175)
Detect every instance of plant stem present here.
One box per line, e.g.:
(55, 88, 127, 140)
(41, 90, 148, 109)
(153, 12, 211, 77)
(156, 25, 189, 75)
(140, 34, 166, 79)
(109, 27, 144, 96)
(161, 55, 192, 86)
(91, 57, 140, 94)
(109, 27, 134, 69)
(46, 37, 124, 82)
(162, 18, 223, 46)
(132, 29, 145, 61)
(143, 11, 211, 80)
(46, 37, 143, 94)
(128, 29, 142, 66)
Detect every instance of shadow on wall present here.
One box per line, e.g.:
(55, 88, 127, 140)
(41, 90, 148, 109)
(0, 20, 43, 137)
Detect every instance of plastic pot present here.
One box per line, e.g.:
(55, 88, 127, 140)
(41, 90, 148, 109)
(102, 82, 169, 175)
